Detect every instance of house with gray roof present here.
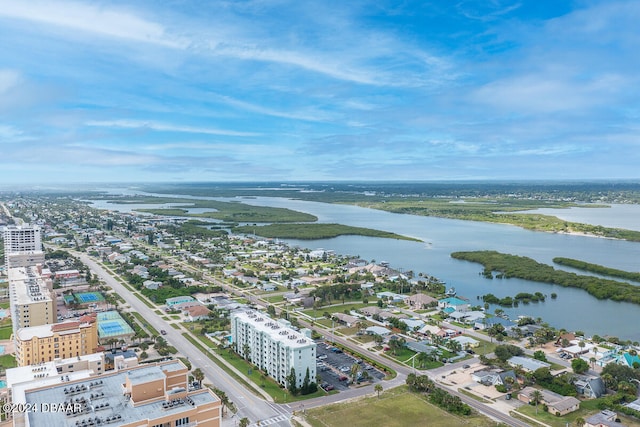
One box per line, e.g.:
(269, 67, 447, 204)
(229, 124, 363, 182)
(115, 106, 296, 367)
(574, 375, 606, 398)
(472, 369, 516, 387)
(508, 356, 551, 372)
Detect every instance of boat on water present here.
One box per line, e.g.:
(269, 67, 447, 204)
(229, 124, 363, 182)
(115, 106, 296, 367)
(445, 286, 456, 297)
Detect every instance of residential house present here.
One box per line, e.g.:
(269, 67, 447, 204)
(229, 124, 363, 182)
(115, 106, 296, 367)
(474, 317, 516, 331)
(332, 313, 359, 327)
(585, 410, 627, 427)
(359, 306, 383, 317)
(574, 375, 606, 398)
(143, 280, 162, 290)
(472, 369, 516, 387)
(405, 341, 437, 354)
(518, 387, 581, 416)
(404, 293, 438, 309)
(452, 336, 479, 348)
(621, 352, 640, 368)
(183, 305, 212, 322)
(438, 297, 470, 313)
(508, 356, 551, 372)
(365, 326, 391, 337)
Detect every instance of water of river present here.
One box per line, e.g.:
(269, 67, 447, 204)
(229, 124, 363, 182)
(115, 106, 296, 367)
(89, 192, 640, 341)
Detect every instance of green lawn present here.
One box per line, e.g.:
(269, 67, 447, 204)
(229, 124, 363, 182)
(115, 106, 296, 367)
(302, 303, 370, 319)
(304, 387, 495, 427)
(0, 326, 13, 340)
(0, 354, 17, 369)
(385, 348, 417, 364)
(0, 302, 10, 309)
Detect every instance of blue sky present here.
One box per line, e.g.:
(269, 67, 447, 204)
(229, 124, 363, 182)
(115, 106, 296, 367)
(1, 0, 638, 184)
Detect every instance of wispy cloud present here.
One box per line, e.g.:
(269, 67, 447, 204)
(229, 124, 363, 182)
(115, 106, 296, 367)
(0, 1, 186, 48)
(85, 120, 260, 137)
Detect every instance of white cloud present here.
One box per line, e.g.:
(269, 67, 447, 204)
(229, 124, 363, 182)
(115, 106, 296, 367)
(86, 119, 260, 137)
(213, 94, 332, 122)
(0, 0, 186, 48)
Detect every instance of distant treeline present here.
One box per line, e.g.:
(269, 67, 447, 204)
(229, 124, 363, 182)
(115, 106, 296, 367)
(451, 250, 640, 305)
(553, 257, 640, 283)
(233, 223, 420, 241)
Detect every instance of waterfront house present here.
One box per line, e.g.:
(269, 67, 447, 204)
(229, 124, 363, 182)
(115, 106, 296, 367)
(474, 317, 516, 331)
(404, 293, 437, 309)
(438, 297, 470, 313)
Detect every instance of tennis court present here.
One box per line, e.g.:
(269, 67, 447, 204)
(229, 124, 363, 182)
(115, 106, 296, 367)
(75, 292, 105, 303)
(97, 311, 134, 339)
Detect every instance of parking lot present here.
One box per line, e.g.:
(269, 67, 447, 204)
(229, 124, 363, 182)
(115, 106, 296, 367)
(316, 341, 386, 393)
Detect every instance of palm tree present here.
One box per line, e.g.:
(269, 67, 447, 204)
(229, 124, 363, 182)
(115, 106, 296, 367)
(374, 384, 383, 398)
(575, 417, 586, 427)
(530, 390, 543, 414)
(192, 368, 204, 387)
(238, 417, 250, 427)
(350, 363, 360, 383)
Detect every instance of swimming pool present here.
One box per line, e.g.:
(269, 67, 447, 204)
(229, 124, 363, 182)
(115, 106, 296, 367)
(0, 380, 6, 389)
(0, 345, 5, 355)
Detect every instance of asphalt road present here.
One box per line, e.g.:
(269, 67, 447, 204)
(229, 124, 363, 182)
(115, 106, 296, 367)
(76, 252, 291, 427)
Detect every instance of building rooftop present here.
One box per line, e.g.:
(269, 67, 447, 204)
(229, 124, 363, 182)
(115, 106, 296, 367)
(19, 361, 219, 427)
(233, 310, 315, 349)
(8, 266, 53, 305)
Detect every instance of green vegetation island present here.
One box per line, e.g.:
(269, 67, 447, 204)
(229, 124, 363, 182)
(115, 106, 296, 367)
(232, 223, 420, 241)
(100, 195, 418, 241)
(553, 257, 640, 282)
(451, 250, 640, 305)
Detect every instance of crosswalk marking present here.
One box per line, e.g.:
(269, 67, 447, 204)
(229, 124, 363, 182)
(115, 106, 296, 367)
(250, 414, 289, 426)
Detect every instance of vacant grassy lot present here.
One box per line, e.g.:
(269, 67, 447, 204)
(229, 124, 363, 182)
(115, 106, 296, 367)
(304, 387, 495, 427)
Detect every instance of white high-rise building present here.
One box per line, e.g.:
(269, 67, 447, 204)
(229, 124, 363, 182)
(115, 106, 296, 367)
(231, 310, 316, 389)
(2, 224, 44, 268)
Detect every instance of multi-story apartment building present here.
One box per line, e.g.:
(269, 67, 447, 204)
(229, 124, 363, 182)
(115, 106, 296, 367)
(231, 310, 316, 389)
(15, 315, 99, 366)
(9, 359, 222, 427)
(8, 266, 56, 336)
(2, 224, 44, 268)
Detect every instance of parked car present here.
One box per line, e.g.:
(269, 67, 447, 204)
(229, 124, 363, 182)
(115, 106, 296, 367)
(322, 384, 334, 391)
(339, 375, 348, 381)
(160, 330, 167, 335)
(317, 355, 328, 360)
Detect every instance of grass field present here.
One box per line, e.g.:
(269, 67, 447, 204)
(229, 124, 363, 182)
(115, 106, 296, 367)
(0, 354, 17, 369)
(0, 326, 13, 340)
(304, 387, 495, 427)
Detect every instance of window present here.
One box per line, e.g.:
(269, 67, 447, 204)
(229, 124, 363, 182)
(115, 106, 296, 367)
(175, 417, 190, 426)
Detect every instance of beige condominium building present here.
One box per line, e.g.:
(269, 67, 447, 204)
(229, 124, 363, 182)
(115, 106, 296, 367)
(9, 266, 56, 336)
(11, 359, 221, 427)
(15, 315, 99, 366)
